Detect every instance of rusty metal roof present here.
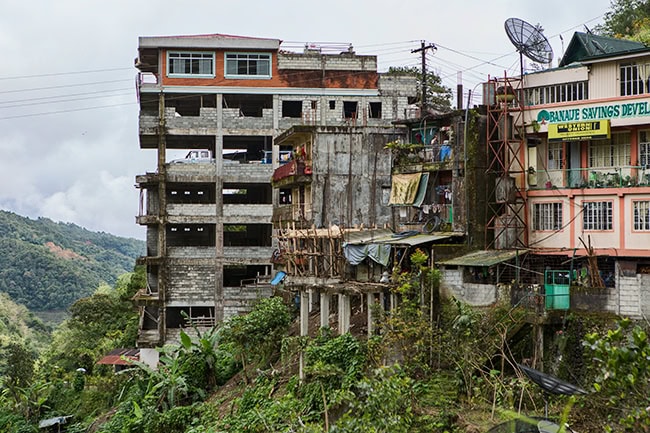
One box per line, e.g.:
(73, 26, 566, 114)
(438, 249, 526, 267)
(97, 348, 139, 366)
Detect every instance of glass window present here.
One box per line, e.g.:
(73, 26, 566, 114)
(620, 62, 650, 96)
(640, 131, 650, 168)
(589, 132, 630, 168)
(225, 53, 271, 78)
(533, 202, 563, 231)
(583, 201, 613, 230)
(168, 52, 214, 77)
(634, 201, 650, 231)
(548, 142, 564, 170)
(524, 81, 587, 106)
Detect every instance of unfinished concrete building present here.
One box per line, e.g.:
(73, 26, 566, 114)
(132, 33, 416, 358)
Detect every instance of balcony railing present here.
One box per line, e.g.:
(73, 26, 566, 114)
(272, 160, 312, 183)
(536, 166, 650, 189)
(273, 202, 313, 223)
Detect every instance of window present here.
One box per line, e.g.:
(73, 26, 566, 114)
(634, 201, 650, 231)
(548, 142, 564, 170)
(620, 62, 650, 96)
(583, 201, 613, 230)
(343, 101, 358, 118)
(282, 101, 302, 118)
(329, 100, 336, 110)
(640, 131, 650, 168)
(588, 132, 630, 167)
(225, 53, 271, 78)
(533, 202, 563, 231)
(369, 102, 382, 119)
(168, 52, 214, 77)
(525, 81, 588, 106)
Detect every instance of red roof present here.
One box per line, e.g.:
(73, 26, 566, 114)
(97, 348, 139, 366)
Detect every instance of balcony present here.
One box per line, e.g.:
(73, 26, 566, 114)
(533, 166, 650, 190)
(389, 143, 456, 173)
(273, 202, 313, 224)
(271, 160, 312, 187)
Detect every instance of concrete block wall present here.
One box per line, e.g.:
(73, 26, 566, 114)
(440, 269, 497, 306)
(278, 53, 377, 71)
(223, 246, 274, 262)
(167, 246, 216, 259)
(167, 164, 217, 179)
(139, 114, 158, 135)
(167, 204, 217, 218)
(223, 204, 273, 224)
(222, 164, 273, 183)
(616, 275, 642, 318)
(222, 285, 273, 318)
(222, 108, 273, 130)
(167, 261, 216, 304)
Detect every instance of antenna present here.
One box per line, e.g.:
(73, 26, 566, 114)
(505, 17, 554, 76)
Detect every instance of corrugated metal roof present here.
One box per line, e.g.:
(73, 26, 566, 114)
(559, 32, 647, 67)
(438, 249, 525, 267)
(344, 228, 394, 245)
(380, 233, 452, 246)
(345, 230, 453, 246)
(97, 348, 139, 366)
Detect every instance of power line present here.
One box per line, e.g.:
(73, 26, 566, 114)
(0, 79, 132, 94)
(0, 67, 133, 81)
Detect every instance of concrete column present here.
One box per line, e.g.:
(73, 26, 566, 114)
(300, 290, 309, 337)
(320, 293, 330, 329)
(338, 293, 350, 334)
(367, 292, 374, 336)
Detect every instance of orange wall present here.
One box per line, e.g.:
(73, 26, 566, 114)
(160, 49, 379, 89)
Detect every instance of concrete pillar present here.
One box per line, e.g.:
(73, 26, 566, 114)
(338, 293, 350, 334)
(367, 292, 374, 336)
(299, 290, 309, 382)
(320, 293, 330, 329)
(300, 290, 309, 337)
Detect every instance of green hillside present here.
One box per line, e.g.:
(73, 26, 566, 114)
(0, 210, 144, 311)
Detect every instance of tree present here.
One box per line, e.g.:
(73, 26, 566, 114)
(597, 0, 650, 43)
(583, 318, 650, 431)
(387, 66, 453, 112)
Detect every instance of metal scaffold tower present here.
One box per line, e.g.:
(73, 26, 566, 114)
(485, 73, 528, 249)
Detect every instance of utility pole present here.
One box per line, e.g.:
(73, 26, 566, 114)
(412, 40, 436, 111)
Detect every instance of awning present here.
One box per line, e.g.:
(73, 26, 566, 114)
(438, 249, 526, 267)
(389, 173, 422, 206)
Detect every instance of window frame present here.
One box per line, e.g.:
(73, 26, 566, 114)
(167, 51, 215, 78)
(620, 62, 650, 96)
(547, 142, 564, 170)
(588, 132, 631, 168)
(633, 200, 650, 231)
(533, 202, 563, 231)
(582, 201, 613, 231)
(224, 52, 272, 79)
(639, 130, 650, 168)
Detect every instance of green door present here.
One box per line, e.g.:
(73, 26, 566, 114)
(544, 270, 570, 310)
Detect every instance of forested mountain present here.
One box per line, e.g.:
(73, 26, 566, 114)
(0, 210, 144, 310)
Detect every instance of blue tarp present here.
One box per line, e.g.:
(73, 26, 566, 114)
(270, 271, 286, 286)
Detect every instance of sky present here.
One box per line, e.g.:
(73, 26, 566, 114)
(0, 0, 613, 240)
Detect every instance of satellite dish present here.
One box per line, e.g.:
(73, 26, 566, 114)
(505, 17, 554, 75)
